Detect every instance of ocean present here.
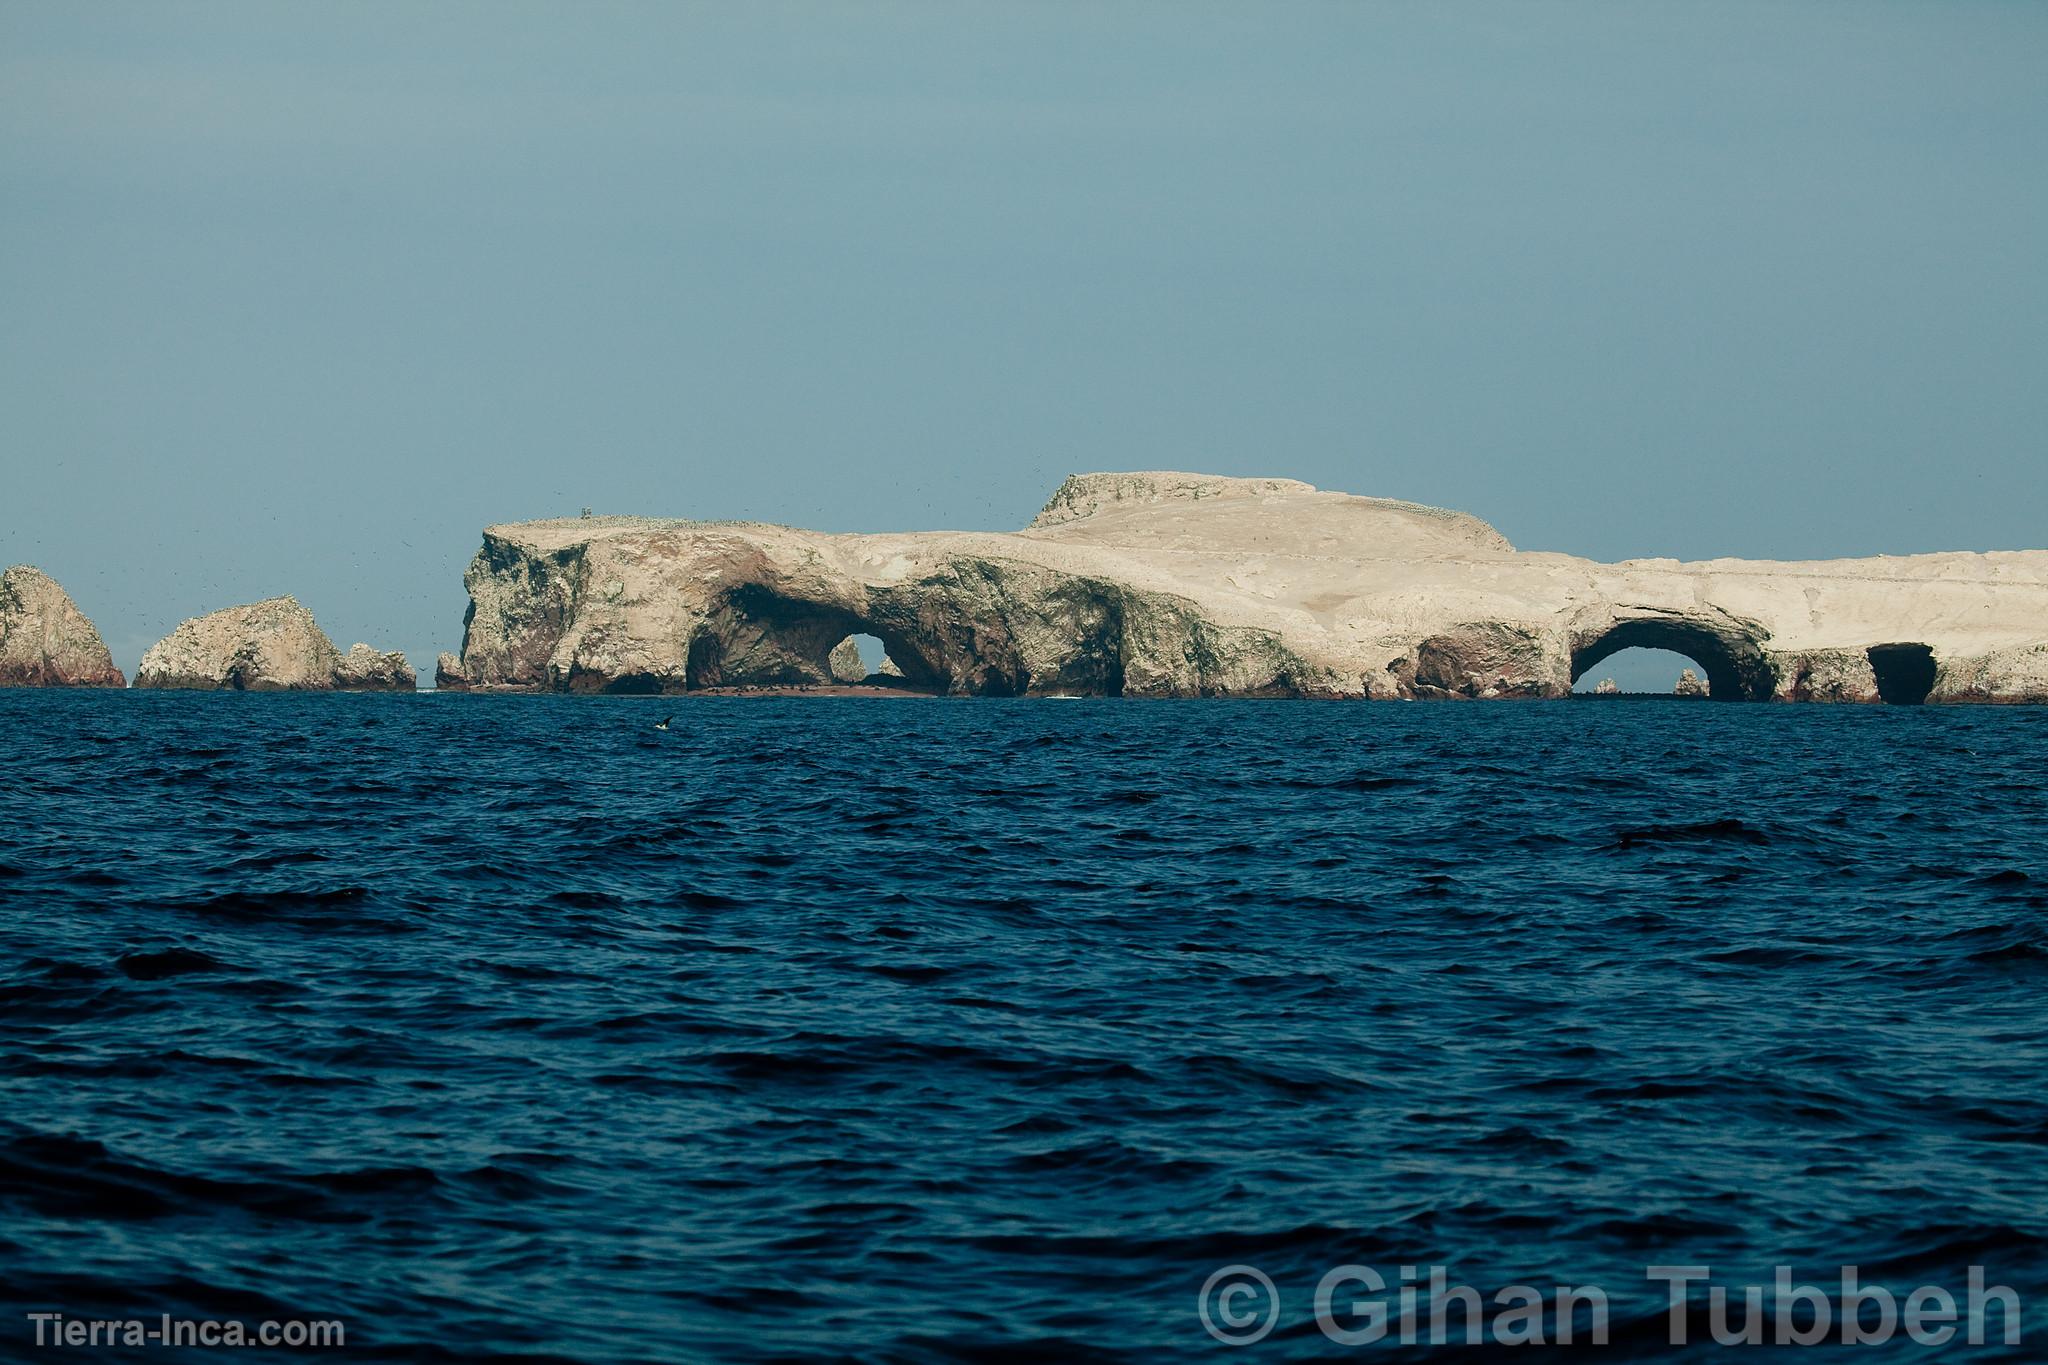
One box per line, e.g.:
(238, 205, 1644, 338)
(2, 692, 2043, 1360)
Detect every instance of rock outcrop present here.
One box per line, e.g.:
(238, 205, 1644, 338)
(827, 637, 867, 684)
(335, 642, 416, 691)
(0, 565, 125, 687)
(1926, 645, 2048, 704)
(1674, 668, 1710, 698)
(136, 597, 414, 691)
(435, 472, 2048, 703)
(1594, 678, 1619, 696)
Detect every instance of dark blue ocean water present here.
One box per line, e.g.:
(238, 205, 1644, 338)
(2, 693, 2045, 1362)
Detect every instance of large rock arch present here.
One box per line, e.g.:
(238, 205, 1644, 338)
(1569, 610, 1777, 701)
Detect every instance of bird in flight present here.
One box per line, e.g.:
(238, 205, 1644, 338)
(654, 716, 672, 731)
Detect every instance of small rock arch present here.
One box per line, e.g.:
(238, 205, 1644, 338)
(683, 584, 945, 690)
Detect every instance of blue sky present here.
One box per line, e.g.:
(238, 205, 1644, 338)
(4, 2, 2044, 685)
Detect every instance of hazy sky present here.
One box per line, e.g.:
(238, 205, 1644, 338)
(5, 2, 2045, 682)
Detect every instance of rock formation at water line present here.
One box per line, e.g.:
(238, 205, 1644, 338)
(1674, 668, 1710, 698)
(827, 637, 868, 684)
(136, 596, 414, 691)
(434, 472, 2048, 703)
(0, 565, 126, 687)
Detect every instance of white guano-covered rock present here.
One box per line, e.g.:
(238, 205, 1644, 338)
(0, 565, 125, 687)
(137, 596, 413, 691)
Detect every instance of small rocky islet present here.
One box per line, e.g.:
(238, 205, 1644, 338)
(0, 580, 411, 692)
(7, 471, 2048, 699)
(0, 565, 126, 688)
(132, 596, 413, 692)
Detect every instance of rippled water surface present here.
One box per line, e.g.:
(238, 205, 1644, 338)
(3, 693, 2045, 1361)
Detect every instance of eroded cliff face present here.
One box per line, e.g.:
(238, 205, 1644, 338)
(438, 473, 2048, 702)
(437, 515, 1310, 698)
(0, 566, 125, 688)
(136, 597, 414, 691)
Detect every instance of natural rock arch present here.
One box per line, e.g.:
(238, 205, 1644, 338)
(683, 584, 946, 691)
(1570, 615, 1776, 701)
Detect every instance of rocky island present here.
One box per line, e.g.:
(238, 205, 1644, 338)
(0, 565, 126, 688)
(136, 596, 414, 691)
(432, 473, 2048, 703)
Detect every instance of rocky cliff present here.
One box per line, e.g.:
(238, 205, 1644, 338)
(0, 565, 125, 687)
(136, 596, 414, 691)
(436, 472, 2048, 703)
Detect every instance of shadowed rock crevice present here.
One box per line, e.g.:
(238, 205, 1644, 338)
(1868, 643, 1937, 705)
(684, 584, 859, 689)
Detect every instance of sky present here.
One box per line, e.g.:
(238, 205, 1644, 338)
(4, 1, 2045, 687)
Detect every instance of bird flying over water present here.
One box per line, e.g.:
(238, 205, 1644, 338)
(654, 716, 672, 730)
